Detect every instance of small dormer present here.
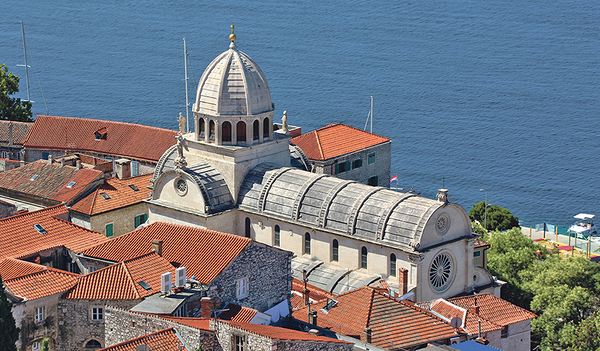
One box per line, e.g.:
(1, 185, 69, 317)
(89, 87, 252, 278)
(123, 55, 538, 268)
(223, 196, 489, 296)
(94, 127, 108, 141)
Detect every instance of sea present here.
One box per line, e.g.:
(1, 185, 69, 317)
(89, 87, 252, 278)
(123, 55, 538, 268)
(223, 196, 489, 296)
(2, 0, 599, 228)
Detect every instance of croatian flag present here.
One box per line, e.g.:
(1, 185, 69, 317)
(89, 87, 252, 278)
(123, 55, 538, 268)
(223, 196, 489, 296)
(390, 175, 398, 185)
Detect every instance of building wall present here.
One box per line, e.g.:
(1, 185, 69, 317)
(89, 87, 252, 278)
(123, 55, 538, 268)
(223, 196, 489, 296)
(0, 200, 17, 219)
(147, 201, 237, 235)
(88, 203, 148, 238)
(494, 320, 532, 351)
(12, 293, 61, 351)
(56, 299, 138, 351)
(104, 306, 220, 351)
(207, 241, 292, 313)
(310, 142, 391, 187)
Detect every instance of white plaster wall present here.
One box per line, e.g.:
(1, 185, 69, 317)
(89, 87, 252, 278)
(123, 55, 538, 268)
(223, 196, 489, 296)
(152, 172, 207, 213)
(496, 320, 532, 351)
(420, 203, 473, 249)
(147, 201, 236, 235)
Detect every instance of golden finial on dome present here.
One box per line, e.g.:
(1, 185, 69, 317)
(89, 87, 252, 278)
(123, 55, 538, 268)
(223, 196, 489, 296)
(229, 24, 236, 42)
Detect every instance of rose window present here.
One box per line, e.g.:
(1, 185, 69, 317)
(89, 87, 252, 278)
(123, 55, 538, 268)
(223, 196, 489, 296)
(429, 252, 453, 291)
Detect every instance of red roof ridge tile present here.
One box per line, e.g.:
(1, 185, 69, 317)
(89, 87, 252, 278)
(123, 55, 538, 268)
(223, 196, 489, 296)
(29, 115, 176, 135)
(51, 215, 102, 237)
(314, 131, 325, 160)
(97, 327, 182, 351)
(0, 203, 66, 222)
(120, 261, 141, 300)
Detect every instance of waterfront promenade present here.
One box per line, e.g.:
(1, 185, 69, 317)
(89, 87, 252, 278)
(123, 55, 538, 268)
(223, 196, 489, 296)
(520, 226, 600, 260)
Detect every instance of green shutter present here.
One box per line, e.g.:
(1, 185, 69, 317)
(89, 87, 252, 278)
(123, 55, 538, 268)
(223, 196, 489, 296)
(106, 223, 113, 237)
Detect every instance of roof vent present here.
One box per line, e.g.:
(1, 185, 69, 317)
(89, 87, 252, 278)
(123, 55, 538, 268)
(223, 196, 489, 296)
(33, 224, 47, 234)
(66, 181, 77, 188)
(30, 174, 39, 181)
(100, 193, 110, 200)
(129, 184, 139, 191)
(322, 298, 338, 312)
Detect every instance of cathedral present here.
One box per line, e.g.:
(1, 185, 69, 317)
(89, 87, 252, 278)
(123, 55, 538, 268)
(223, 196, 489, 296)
(146, 29, 501, 303)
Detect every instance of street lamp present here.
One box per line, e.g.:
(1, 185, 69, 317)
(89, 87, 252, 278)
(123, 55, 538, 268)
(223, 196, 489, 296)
(480, 189, 488, 231)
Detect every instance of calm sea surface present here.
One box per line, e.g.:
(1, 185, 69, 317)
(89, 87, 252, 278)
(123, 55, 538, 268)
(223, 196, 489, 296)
(2, 0, 599, 228)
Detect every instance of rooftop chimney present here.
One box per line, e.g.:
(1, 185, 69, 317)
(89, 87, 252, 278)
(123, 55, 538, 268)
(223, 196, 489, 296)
(308, 310, 317, 327)
(75, 160, 82, 169)
(114, 159, 131, 180)
(398, 268, 408, 295)
(8, 122, 13, 147)
(48, 154, 53, 164)
(362, 327, 372, 344)
(60, 158, 65, 166)
(152, 239, 163, 256)
(201, 297, 212, 318)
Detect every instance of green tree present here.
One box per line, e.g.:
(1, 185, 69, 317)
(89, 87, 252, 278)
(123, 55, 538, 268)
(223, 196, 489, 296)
(469, 201, 519, 231)
(0, 64, 33, 121)
(0, 274, 20, 351)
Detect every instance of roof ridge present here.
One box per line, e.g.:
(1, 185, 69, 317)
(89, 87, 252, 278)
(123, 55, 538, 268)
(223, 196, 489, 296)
(120, 261, 141, 299)
(314, 131, 325, 160)
(35, 115, 178, 133)
(100, 327, 177, 350)
(0, 204, 66, 222)
(51, 216, 102, 236)
(365, 287, 374, 329)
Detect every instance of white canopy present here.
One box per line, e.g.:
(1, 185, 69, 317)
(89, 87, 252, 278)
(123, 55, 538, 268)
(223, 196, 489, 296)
(574, 213, 595, 220)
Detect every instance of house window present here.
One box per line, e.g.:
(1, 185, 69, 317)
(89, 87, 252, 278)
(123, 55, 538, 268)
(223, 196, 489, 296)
(474, 250, 481, 258)
(235, 277, 249, 299)
(131, 161, 140, 176)
(89, 267, 96, 273)
(501, 326, 508, 338)
(85, 340, 102, 349)
(91, 307, 103, 321)
(368, 153, 376, 164)
(1, 151, 8, 159)
(368, 176, 378, 186)
(245, 217, 251, 238)
(335, 161, 351, 174)
(32, 341, 41, 351)
(352, 159, 362, 169)
(233, 335, 246, 351)
(105, 223, 113, 237)
(361, 247, 368, 269)
(35, 306, 45, 323)
(390, 253, 397, 277)
(41, 152, 49, 160)
(304, 232, 311, 255)
(134, 214, 148, 228)
(274, 225, 280, 247)
(332, 239, 339, 262)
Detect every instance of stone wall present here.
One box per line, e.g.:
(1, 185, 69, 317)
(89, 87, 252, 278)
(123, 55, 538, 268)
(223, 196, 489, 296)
(0, 199, 17, 218)
(104, 306, 220, 351)
(56, 299, 138, 351)
(88, 202, 149, 238)
(273, 340, 353, 351)
(207, 241, 292, 313)
(13, 293, 61, 351)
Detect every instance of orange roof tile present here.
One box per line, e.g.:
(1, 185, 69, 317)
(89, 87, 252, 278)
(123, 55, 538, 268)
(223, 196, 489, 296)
(97, 327, 189, 351)
(70, 174, 152, 215)
(293, 286, 458, 349)
(0, 160, 103, 204)
(291, 278, 336, 310)
(0, 205, 109, 259)
(81, 222, 251, 284)
(25, 115, 177, 162)
(216, 320, 351, 344)
(449, 294, 537, 328)
(4, 267, 79, 300)
(0, 120, 33, 146)
(159, 316, 211, 331)
(0, 257, 47, 281)
(290, 123, 390, 161)
(63, 252, 175, 300)
(218, 303, 258, 323)
(474, 238, 490, 249)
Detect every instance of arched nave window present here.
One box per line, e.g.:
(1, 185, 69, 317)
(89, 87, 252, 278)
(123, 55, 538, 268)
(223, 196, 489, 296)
(274, 225, 280, 247)
(304, 232, 311, 255)
(245, 217, 251, 238)
(361, 246, 368, 269)
(390, 253, 397, 277)
(332, 239, 339, 262)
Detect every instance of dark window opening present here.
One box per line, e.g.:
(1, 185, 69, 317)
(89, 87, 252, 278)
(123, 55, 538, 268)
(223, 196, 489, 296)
(352, 159, 362, 169)
(263, 117, 270, 138)
(274, 225, 280, 247)
(245, 217, 251, 238)
(390, 253, 397, 277)
(222, 121, 232, 142)
(237, 122, 246, 142)
(209, 120, 215, 140)
(368, 176, 379, 186)
(199, 118, 205, 136)
(335, 161, 351, 174)
(368, 153, 376, 164)
(304, 232, 311, 255)
(85, 340, 102, 349)
(253, 120, 259, 140)
(361, 246, 368, 269)
(332, 239, 339, 262)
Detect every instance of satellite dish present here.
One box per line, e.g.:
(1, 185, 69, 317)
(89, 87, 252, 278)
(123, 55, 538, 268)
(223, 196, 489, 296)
(450, 317, 462, 329)
(136, 345, 150, 351)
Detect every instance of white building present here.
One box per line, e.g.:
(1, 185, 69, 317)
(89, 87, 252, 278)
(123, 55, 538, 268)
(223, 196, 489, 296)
(147, 31, 501, 302)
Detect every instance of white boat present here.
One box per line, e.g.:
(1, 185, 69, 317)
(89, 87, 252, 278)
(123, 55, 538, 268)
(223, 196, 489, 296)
(569, 213, 597, 238)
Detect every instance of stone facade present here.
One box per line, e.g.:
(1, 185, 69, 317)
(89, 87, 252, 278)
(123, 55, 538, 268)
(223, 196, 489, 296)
(0, 199, 17, 218)
(56, 299, 138, 350)
(104, 306, 219, 351)
(70, 202, 149, 238)
(12, 293, 61, 351)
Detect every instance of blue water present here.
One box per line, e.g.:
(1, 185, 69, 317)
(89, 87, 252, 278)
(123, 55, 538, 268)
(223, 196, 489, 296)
(2, 0, 600, 228)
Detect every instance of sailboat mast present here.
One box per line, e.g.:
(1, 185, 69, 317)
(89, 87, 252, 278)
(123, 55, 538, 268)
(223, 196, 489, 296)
(183, 38, 190, 133)
(20, 21, 31, 102)
(370, 95, 373, 133)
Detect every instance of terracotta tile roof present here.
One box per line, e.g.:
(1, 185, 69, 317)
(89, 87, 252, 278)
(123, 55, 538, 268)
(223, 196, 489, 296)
(291, 278, 336, 310)
(218, 303, 258, 323)
(215, 320, 351, 344)
(63, 251, 175, 300)
(423, 299, 498, 335)
(290, 123, 390, 161)
(159, 316, 211, 331)
(0, 205, 109, 259)
(0, 257, 47, 281)
(24, 115, 177, 162)
(449, 294, 537, 328)
(81, 222, 251, 284)
(97, 327, 189, 351)
(0, 121, 33, 146)
(474, 238, 490, 249)
(4, 267, 79, 300)
(0, 160, 103, 204)
(70, 174, 152, 215)
(293, 286, 457, 349)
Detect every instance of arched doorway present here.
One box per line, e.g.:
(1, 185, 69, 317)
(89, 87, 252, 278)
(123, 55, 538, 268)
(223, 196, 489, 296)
(237, 121, 246, 143)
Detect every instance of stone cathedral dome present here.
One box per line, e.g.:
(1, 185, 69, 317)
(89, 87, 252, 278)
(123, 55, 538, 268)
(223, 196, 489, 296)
(193, 37, 273, 117)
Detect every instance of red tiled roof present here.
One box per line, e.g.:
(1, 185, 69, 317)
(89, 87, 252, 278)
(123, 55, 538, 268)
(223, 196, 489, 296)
(0, 257, 46, 281)
(70, 174, 152, 215)
(0, 205, 109, 259)
(63, 251, 175, 300)
(293, 286, 457, 349)
(474, 239, 490, 249)
(290, 123, 390, 161)
(0, 121, 33, 146)
(81, 222, 251, 284)
(24, 115, 177, 162)
(0, 160, 103, 204)
(216, 320, 351, 344)
(97, 327, 189, 351)
(159, 316, 211, 331)
(4, 267, 79, 300)
(218, 303, 258, 323)
(449, 294, 537, 327)
(291, 278, 336, 310)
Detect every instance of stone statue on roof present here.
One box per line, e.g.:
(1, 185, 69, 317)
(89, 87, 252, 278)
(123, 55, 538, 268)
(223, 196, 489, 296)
(174, 132, 188, 171)
(177, 112, 186, 134)
(282, 110, 288, 135)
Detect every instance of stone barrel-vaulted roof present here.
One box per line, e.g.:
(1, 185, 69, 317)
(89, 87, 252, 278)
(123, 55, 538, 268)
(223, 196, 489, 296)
(238, 163, 444, 251)
(193, 42, 273, 116)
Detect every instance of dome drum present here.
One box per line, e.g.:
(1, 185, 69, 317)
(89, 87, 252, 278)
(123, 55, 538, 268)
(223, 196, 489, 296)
(194, 111, 273, 146)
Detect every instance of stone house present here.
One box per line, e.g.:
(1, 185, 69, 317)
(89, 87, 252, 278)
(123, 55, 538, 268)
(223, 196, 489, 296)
(0, 198, 17, 218)
(78, 221, 292, 314)
(23, 115, 177, 176)
(1, 258, 79, 351)
(290, 123, 391, 187)
(0, 120, 33, 160)
(417, 294, 537, 351)
(69, 174, 152, 238)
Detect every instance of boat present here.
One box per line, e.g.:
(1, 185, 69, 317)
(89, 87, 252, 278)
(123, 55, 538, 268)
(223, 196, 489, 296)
(568, 213, 597, 239)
